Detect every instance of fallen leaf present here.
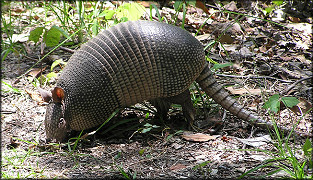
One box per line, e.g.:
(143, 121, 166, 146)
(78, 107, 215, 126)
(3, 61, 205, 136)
(224, 1, 237, 11)
(250, 154, 269, 161)
(286, 23, 312, 36)
(225, 87, 268, 95)
(259, 45, 267, 53)
(27, 67, 47, 81)
(219, 34, 234, 44)
(288, 16, 301, 23)
(181, 132, 216, 142)
(195, 34, 212, 41)
(238, 135, 272, 147)
(195, 0, 210, 15)
(25, 89, 44, 103)
(289, 97, 312, 115)
(170, 164, 187, 171)
(136, 1, 158, 8)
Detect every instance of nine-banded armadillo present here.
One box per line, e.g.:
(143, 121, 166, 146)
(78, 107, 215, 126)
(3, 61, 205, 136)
(41, 20, 282, 142)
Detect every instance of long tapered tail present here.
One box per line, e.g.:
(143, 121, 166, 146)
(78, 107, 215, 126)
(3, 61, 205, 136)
(196, 64, 310, 137)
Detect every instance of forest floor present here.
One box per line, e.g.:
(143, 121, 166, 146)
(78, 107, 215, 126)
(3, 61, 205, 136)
(1, 1, 312, 179)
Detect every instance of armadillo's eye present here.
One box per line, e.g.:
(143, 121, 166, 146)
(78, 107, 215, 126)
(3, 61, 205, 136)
(58, 118, 66, 128)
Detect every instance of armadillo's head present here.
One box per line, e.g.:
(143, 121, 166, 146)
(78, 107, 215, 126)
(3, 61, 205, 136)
(40, 87, 70, 143)
(44, 102, 69, 142)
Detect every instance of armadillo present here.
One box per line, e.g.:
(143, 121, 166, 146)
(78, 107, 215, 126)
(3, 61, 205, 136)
(41, 20, 294, 142)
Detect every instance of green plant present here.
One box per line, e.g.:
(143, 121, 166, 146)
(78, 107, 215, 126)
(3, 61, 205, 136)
(29, 25, 69, 47)
(150, 4, 166, 22)
(263, 94, 299, 114)
(239, 94, 312, 179)
(140, 123, 160, 133)
(239, 137, 312, 179)
(1, 81, 23, 94)
(1, 2, 27, 62)
(193, 161, 211, 175)
(112, 152, 137, 179)
(165, 130, 184, 141)
(114, 163, 137, 179)
(115, 2, 145, 22)
(2, 148, 48, 178)
(263, 0, 285, 15)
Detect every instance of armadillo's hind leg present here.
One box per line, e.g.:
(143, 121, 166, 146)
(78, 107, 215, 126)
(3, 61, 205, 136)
(150, 89, 196, 129)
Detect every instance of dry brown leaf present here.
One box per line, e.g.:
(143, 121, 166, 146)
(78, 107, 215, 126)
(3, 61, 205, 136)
(170, 164, 187, 171)
(280, 56, 293, 61)
(27, 67, 47, 81)
(196, 34, 212, 41)
(238, 135, 271, 147)
(195, 0, 210, 15)
(25, 89, 44, 103)
(181, 132, 216, 142)
(289, 97, 312, 115)
(288, 16, 301, 23)
(224, 1, 237, 11)
(136, 1, 158, 8)
(225, 87, 267, 95)
(259, 45, 267, 53)
(219, 34, 234, 44)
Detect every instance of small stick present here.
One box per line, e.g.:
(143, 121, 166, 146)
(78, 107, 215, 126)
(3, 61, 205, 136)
(59, 46, 75, 54)
(281, 76, 312, 95)
(216, 74, 294, 83)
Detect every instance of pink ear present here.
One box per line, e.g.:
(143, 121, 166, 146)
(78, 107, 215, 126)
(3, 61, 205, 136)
(51, 87, 65, 103)
(38, 87, 52, 102)
(58, 118, 66, 128)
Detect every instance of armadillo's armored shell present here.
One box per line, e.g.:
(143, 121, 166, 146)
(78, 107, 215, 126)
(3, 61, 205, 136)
(56, 21, 206, 131)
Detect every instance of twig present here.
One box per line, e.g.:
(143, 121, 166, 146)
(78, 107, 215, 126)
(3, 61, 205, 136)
(281, 76, 312, 95)
(215, 74, 294, 83)
(59, 46, 75, 54)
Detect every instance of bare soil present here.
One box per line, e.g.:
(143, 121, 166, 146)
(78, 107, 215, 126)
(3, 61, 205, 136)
(1, 1, 312, 179)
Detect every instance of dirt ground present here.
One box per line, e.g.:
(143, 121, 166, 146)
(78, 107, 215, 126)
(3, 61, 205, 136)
(1, 1, 312, 179)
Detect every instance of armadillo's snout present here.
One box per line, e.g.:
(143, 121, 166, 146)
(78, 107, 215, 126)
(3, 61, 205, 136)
(45, 138, 53, 143)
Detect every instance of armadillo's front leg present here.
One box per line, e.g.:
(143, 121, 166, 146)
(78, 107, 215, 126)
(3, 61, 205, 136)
(149, 98, 171, 123)
(167, 89, 195, 128)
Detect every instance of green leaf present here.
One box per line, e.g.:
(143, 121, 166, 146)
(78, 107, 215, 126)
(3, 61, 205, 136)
(206, 56, 218, 64)
(264, 6, 275, 14)
(29, 27, 44, 43)
(2, 81, 22, 94)
(142, 127, 152, 133)
(51, 59, 67, 71)
(138, 149, 145, 156)
(144, 123, 152, 127)
(263, 94, 280, 113)
(193, 161, 210, 170)
(92, 19, 98, 36)
(273, 0, 284, 6)
(98, 10, 107, 17)
(303, 139, 312, 157)
(211, 63, 233, 71)
(281, 96, 299, 108)
(52, 26, 70, 39)
(188, 0, 196, 7)
(46, 72, 57, 80)
(44, 26, 61, 47)
(116, 3, 145, 21)
(101, 10, 115, 20)
(173, 1, 183, 11)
